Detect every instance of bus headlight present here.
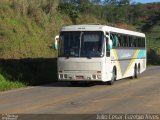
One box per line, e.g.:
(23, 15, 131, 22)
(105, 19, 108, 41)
(97, 75, 101, 79)
(64, 74, 67, 79)
(92, 75, 96, 79)
(60, 74, 63, 79)
(92, 75, 101, 79)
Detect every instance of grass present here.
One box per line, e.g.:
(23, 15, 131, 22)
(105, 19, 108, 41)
(0, 0, 63, 59)
(0, 58, 57, 91)
(0, 14, 56, 58)
(146, 28, 160, 49)
(0, 0, 65, 91)
(0, 72, 26, 91)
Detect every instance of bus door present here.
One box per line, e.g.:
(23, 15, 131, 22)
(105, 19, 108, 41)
(105, 33, 112, 76)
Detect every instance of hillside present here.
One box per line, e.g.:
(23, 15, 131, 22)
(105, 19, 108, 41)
(0, 0, 160, 90)
(0, 0, 160, 59)
(0, 0, 63, 58)
(0, 0, 107, 59)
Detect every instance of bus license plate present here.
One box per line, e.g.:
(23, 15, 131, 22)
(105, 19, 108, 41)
(76, 76, 84, 80)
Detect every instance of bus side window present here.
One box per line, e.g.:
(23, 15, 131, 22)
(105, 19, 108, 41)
(110, 33, 115, 46)
(118, 34, 121, 47)
(132, 37, 136, 47)
(124, 35, 127, 47)
(111, 33, 119, 47)
(142, 38, 145, 48)
(114, 34, 119, 47)
(126, 36, 129, 47)
(141, 38, 144, 48)
(136, 37, 139, 47)
(137, 37, 139, 47)
(106, 37, 110, 57)
(141, 38, 143, 47)
(140, 38, 143, 47)
(138, 37, 141, 47)
(129, 36, 132, 47)
(121, 35, 124, 47)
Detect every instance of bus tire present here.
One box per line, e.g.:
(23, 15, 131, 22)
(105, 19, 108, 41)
(134, 65, 138, 79)
(138, 63, 141, 76)
(108, 67, 116, 85)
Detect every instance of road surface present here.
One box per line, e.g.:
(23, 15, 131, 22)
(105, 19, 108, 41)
(0, 66, 160, 118)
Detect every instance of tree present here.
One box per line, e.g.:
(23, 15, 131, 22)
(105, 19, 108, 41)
(58, 0, 80, 24)
(118, 0, 130, 5)
(103, 0, 118, 5)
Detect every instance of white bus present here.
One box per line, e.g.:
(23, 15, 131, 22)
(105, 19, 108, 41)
(55, 25, 146, 85)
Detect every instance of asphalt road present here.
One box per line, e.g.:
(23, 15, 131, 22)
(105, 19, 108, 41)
(0, 66, 160, 117)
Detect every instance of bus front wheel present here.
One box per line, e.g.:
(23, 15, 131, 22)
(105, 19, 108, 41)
(108, 67, 116, 85)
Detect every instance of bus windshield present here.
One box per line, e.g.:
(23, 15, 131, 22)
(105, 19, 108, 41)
(59, 31, 104, 58)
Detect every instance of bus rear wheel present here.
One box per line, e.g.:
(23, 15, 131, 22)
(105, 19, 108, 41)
(131, 64, 140, 79)
(108, 67, 116, 85)
(134, 65, 138, 79)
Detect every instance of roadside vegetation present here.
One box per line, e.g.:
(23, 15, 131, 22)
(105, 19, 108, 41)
(0, 0, 160, 91)
(0, 69, 25, 91)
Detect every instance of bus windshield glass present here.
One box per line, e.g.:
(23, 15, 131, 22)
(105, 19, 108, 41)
(59, 31, 104, 57)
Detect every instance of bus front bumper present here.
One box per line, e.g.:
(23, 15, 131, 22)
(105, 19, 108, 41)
(58, 71, 102, 81)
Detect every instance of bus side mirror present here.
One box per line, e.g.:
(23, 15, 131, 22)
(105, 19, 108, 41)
(106, 35, 112, 50)
(54, 35, 59, 50)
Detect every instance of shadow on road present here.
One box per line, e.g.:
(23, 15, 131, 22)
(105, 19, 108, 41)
(43, 81, 111, 88)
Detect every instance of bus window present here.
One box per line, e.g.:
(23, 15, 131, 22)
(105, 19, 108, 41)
(106, 37, 110, 57)
(137, 37, 139, 47)
(124, 35, 127, 47)
(142, 38, 145, 48)
(141, 38, 144, 47)
(121, 35, 124, 47)
(118, 34, 121, 47)
(140, 38, 142, 47)
(129, 36, 132, 47)
(114, 34, 119, 47)
(111, 33, 119, 47)
(138, 37, 142, 47)
(126, 36, 129, 47)
(110, 33, 115, 47)
(136, 37, 139, 47)
(132, 37, 136, 47)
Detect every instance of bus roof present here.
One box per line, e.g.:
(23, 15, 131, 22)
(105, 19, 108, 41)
(61, 24, 145, 37)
